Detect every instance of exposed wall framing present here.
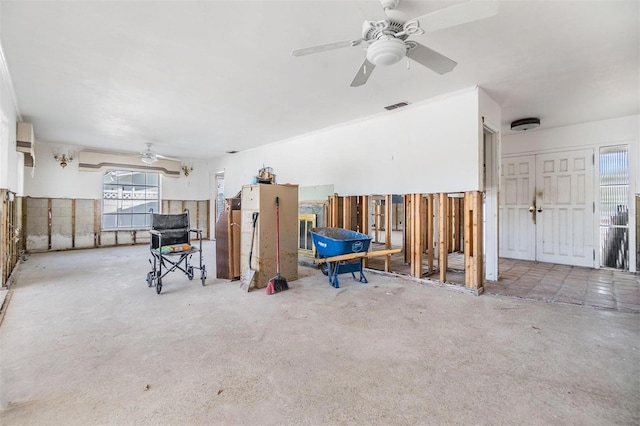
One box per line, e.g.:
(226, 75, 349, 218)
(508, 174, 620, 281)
(329, 191, 486, 292)
(24, 197, 210, 253)
(0, 189, 23, 287)
(464, 191, 484, 289)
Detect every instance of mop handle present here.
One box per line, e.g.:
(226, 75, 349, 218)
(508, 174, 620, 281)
(275, 197, 280, 275)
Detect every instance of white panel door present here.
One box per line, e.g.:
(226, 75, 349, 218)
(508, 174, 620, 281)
(535, 149, 594, 267)
(499, 155, 536, 260)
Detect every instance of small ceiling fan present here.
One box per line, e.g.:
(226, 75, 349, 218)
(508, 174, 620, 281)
(140, 143, 159, 164)
(292, 0, 498, 87)
(139, 143, 178, 164)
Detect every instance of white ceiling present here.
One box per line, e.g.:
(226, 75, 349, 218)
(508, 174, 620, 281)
(1, 1, 638, 161)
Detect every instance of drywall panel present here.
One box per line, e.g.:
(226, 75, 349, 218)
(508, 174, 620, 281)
(75, 199, 96, 248)
(213, 89, 481, 197)
(25, 198, 49, 251)
(50, 198, 72, 250)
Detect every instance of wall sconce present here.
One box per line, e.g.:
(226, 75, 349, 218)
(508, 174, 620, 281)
(182, 163, 194, 177)
(53, 148, 75, 168)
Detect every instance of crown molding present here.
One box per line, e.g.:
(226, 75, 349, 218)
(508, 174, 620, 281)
(0, 40, 22, 121)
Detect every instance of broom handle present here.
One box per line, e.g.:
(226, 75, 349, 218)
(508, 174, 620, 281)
(275, 197, 280, 275)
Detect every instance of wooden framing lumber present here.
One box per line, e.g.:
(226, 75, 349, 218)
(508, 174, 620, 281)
(464, 191, 484, 289)
(358, 196, 369, 267)
(385, 194, 392, 272)
(47, 198, 52, 250)
(438, 192, 449, 282)
(328, 195, 340, 228)
(410, 194, 423, 278)
(343, 196, 352, 230)
(71, 199, 76, 248)
(426, 194, 434, 273)
(94, 199, 101, 246)
(404, 195, 411, 265)
(314, 248, 401, 264)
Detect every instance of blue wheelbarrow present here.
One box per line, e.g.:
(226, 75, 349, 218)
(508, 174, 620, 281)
(310, 227, 373, 288)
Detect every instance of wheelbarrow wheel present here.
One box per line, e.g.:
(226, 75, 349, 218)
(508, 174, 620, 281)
(319, 262, 328, 276)
(156, 278, 163, 294)
(146, 272, 154, 287)
(187, 266, 194, 280)
(200, 266, 207, 286)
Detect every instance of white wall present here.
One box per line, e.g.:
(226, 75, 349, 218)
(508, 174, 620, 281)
(502, 114, 640, 271)
(212, 88, 483, 198)
(502, 115, 639, 193)
(0, 49, 23, 194)
(24, 142, 210, 200)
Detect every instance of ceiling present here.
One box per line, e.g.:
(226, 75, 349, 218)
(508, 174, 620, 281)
(1, 1, 638, 161)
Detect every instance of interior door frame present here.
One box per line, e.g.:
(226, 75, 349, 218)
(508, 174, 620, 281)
(483, 124, 500, 281)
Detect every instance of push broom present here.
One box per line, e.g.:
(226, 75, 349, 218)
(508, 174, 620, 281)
(266, 197, 288, 295)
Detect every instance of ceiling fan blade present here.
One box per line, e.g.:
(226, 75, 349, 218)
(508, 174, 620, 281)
(292, 39, 363, 57)
(413, 0, 498, 34)
(406, 43, 457, 75)
(350, 58, 376, 87)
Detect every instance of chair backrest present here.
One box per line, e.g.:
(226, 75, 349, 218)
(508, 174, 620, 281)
(150, 210, 190, 248)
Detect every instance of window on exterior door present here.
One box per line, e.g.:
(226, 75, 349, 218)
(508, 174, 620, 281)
(599, 145, 630, 269)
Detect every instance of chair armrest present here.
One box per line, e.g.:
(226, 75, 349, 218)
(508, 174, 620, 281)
(149, 230, 162, 236)
(189, 229, 202, 235)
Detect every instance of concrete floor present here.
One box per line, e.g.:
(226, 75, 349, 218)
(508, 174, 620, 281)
(1, 242, 639, 425)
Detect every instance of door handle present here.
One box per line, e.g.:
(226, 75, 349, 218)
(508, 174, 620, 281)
(537, 206, 543, 213)
(529, 206, 535, 213)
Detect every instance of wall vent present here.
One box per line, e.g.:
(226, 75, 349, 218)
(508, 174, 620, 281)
(384, 101, 410, 111)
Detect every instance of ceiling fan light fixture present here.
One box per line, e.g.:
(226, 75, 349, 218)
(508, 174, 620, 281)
(511, 117, 541, 131)
(366, 37, 406, 66)
(141, 155, 157, 164)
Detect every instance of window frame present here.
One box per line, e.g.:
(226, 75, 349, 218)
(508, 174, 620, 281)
(101, 170, 161, 230)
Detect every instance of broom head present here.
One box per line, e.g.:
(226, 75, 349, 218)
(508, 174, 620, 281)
(266, 274, 288, 295)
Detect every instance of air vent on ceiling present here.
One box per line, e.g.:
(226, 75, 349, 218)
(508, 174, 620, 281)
(384, 101, 410, 111)
(226, 150, 239, 154)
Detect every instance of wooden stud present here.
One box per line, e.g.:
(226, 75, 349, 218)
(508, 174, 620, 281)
(21, 197, 27, 253)
(426, 194, 434, 274)
(206, 200, 211, 240)
(47, 198, 52, 250)
(385, 194, 392, 272)
(465, 191, 484, 290)
(374, 202, 380, 243)
(438, 193, 448, 282)
(412, 194, 423, 278)
(71, 199, 76, 248)
(404, 195, 411, 265)
(343, 196, 352, 230)
(1, 190, 7, 284)
(359, 196, 369, 268)
(94, 199, 101, 247)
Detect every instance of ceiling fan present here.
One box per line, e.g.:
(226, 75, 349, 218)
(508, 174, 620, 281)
(292, 0, 498, 87)
(139, 143, 178, 164)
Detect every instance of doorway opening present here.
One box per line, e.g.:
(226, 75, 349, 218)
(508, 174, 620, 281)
(599, 145, 630, 269)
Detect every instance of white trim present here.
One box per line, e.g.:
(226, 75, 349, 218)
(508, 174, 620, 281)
(0, 41, 22, 121)
(501, 138, 634, 158)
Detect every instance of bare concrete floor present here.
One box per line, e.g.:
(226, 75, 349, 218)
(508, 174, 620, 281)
(1, 242, 639, 425)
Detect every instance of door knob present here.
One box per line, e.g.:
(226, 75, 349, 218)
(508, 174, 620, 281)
(529, 206, 535, 213)
(537, 207, 543, 213)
